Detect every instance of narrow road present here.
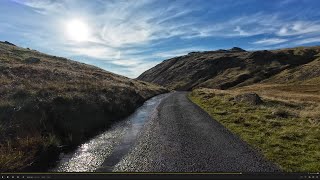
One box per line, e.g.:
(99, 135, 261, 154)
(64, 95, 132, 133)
(111, 91, 280, 172)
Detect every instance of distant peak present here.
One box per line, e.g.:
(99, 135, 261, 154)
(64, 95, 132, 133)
(188, 51, 201, 55)
(229, 47, 246, 52)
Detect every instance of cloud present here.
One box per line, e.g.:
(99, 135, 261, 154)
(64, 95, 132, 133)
(10, 1, 320, 45)
(69, 46, 119, 60)
(277, 21, 320, 36)
(110, 59, 141, 67)
(11, 1, 299, 46)
(294, 37, 320, 45)
(183, 13, 280, 39)
(252, 38, 288, 45)
(234, 26, 250, 36)
(100, 21, 152, 47)
(13, 0, 66, 14)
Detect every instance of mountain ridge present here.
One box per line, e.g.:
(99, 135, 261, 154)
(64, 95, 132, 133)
(137, 46, 320, 90)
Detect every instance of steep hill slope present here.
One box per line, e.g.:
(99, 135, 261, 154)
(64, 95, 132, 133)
(137, 46, 320, 90)
(0, 41, 167, 171)
(263, 55, 320, 85)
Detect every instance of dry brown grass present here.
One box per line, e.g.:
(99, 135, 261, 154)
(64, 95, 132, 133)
(194, 83, 320, 128)
(0, 135, 43, 171)
(0, 42, 167, 171)
(229, 83, 320, 122)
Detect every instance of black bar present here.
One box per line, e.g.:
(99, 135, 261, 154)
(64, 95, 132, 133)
(0, 173, 320, 180)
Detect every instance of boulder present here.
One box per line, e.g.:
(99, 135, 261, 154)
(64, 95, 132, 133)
(234, 92, 263, 105)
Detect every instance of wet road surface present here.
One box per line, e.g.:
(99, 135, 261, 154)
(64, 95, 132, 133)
(51, 93, 170, 172)
(52, 92, 280, 172)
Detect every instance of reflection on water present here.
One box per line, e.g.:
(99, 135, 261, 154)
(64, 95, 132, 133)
(51, 93, 169, 172)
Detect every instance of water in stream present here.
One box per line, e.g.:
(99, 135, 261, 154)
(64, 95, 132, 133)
(50, 93, 169, 172)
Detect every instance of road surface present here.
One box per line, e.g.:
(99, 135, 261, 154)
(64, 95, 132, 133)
(107, 91, 280, 172)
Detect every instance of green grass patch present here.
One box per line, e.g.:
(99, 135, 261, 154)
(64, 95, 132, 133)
(188, 89, 320, 172)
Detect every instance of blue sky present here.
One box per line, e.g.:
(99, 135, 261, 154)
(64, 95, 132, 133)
(1, 0, 320, 78)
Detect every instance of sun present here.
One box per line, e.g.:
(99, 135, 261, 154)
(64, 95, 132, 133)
(65, 19, 90, 42)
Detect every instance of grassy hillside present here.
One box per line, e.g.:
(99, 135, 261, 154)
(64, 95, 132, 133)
(138, 46, 320, 90)
(0, 41, 167, 172)
(263, 56, 320, 85)
(189, 88, 320, 172)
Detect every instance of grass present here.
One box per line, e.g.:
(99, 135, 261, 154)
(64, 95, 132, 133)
(0, 135, 45, 171)
(231, 83, 320, 122)
(188, 88, 320, 172)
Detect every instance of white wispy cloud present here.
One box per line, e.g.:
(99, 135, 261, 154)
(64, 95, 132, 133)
(10, 1, 320, 47)
(294, 37, 320, 45)
(100, 21, 152, 47)
(252, 38, 288, 45)
(69, 46, 119, 60)
(13, 0, 66, 14)
(183, 13, 280, 38)
(277, 21, 320, 36)
(110, 59, 142, 67)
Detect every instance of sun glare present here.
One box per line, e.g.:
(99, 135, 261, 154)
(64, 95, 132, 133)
(66, 19, 90, 42)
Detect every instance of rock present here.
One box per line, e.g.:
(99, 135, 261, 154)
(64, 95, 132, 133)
(25, 57, 40, 64)
(234, 92, 263, 105)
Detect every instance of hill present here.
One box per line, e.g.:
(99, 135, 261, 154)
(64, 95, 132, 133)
(0, 41, 167, 171)
(137, 46, 320, 90)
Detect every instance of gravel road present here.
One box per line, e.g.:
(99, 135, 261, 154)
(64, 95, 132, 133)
(112, 91, 280, 172)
